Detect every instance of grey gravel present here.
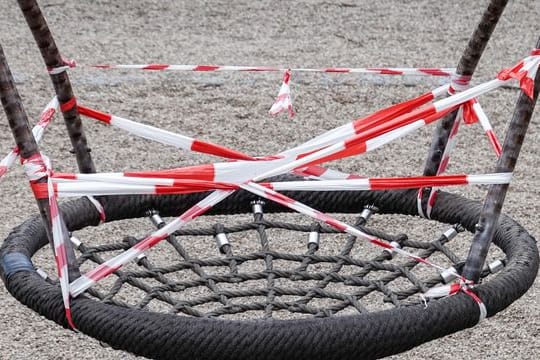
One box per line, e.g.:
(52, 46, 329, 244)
(0, 0, 539, 359)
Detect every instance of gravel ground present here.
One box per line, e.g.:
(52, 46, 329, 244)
(0, 0, 539, 359)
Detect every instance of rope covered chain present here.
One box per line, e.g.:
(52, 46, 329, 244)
(33, 203, 505, 320)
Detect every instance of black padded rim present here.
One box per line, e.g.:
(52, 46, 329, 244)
(1, 188, 538, 360)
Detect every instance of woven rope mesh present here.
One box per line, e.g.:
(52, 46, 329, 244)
(32, 202, 505, 320)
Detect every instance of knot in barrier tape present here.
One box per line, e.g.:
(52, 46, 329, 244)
(448, 73, 472, 94)
(497, 49, 540, 99)
(47, 57, 76, 75)
(422, 277, 487, 323)
(21, 153, 51, 181)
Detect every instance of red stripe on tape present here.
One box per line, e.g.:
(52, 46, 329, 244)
(367, 68, 403, 75)
(323, 68, 351, 73)
(462, 100, 479, 124)
(283, 69, 291, 84)
(299, 165, 327, 177)
(65, 309, 77, 330)
(143, 64, 169, 70)
(353, 102, 436, 142)
(462, 287, 483, 305)
(55, 245, 68, 277)
(135, 233, 169, 251)
(77, 105, 113, 124)
(300, 143, 367, 168)
(419, 68, 451, 76)
(60, 97, 77, 112)
(428, 191, 438, 207)
(368, 175, 467, 190)
(52, 172, 77, 180)
(194, 65, 220, 71)
(191, 140, 254, 161)
(87, 264, 122, 282)
(31, 182, 56, 199)
(265, 189, 296, 205)
(154, 181, 236, 194)
(486, 130, 502, 157)
(370, 238, 393, 249)
(438, 157, 450, 174)
(125, 164, 216, 181)
(180, 204, 213, 221)
(449, 283, 462, 295)
(521, 76, 535, 99)
(49, 194, 60, 218)
(319, 215, 348, 232)
(37, 108, 56, 127)
(423, 106, 457, 125)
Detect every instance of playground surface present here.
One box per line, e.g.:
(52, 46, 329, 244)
(0, 1, 539, 359)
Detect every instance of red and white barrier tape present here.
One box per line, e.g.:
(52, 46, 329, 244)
(32, 172, 512, 198)
(85, 195, 106, 223)
(419, 96, 503, 218)
(294, 165, 363, 180)
(283, 85, 448, 158)
(473, 100, 502, 156)
(0, 97, 58, 181)
(422, 280, 487, 323)
(47, 160, 77, 329)
(254, 106, 458, 182)
(497, 49, 540, 99)
(77, 105, 255, 161)
(93, 63, 455, 76)
(448, 73, 472, 94)
(36, 51, 540, 300)
(422, 107, 462, 219)
(78, 86, 443, 181)
(66, 69, 524, 296)
(47, 58, 76, 75)
(269, 69, 294, 117)
(22, 153, 49, 181)
(20, 152, 76, 329)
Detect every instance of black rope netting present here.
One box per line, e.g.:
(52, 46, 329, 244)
(69, 204, 496, 319)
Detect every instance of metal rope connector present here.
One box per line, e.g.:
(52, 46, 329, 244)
(488, 259, 505, 274)
(215, 233, 230, 254)
(251, 200, 265, 215)
(440, 266, 459, 283)
(36, 268, 48, 280)
(382, 241, 401, 258)
(359, 205, 378, 223)
(442, 224, 465, 241)
(307, 223, 321, 250)
(146, 209, 165, 228)
(69, 235, 82, 250)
